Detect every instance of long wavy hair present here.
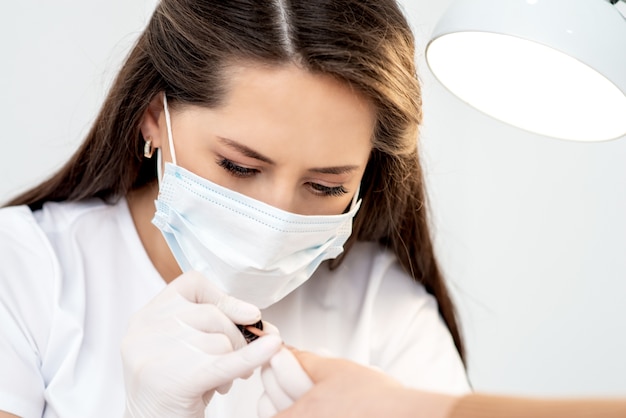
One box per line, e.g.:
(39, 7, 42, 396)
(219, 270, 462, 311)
(6, 0, 465, 361)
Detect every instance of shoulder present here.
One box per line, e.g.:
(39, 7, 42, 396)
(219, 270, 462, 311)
(0, 198, 123, 261)
(0, 204, 56, 274)
(32, 197, 126, 236)
(0, 198, 131, 308)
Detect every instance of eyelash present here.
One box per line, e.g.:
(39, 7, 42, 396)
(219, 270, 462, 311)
(309, 183, 348, 197)
(217, 158, 348, 197)
(218, 158, 258, 178)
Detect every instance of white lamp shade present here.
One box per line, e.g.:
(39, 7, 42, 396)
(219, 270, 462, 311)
(426, 0, 626, 142)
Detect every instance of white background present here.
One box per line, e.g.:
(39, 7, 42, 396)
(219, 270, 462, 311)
(2, 0, 625, 397)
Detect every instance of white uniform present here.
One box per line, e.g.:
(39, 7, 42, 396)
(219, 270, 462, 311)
(0, 198, 469, 418)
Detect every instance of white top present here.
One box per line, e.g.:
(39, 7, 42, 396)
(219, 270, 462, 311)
(0, 198, 469, 418)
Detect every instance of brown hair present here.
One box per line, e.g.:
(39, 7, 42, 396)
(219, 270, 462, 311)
(6, 0, 465, 361)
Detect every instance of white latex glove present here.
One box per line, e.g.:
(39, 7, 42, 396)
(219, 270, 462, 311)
(121, 270, 283, 418)
(258, 347, 314, 418)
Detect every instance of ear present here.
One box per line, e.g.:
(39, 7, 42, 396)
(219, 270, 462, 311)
(140, 93, 166, 149)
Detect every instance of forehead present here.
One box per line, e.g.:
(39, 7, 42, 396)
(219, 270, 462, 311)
(222, 61, 373, 111)
(192, 61, 375, 165)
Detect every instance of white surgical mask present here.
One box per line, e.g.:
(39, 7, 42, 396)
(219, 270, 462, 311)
(151, 95, 361, 308)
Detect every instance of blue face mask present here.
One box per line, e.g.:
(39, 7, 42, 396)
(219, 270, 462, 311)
(152, 95, 361, 309)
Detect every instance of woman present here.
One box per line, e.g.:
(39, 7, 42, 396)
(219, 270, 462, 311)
(0, 0, 469, 417)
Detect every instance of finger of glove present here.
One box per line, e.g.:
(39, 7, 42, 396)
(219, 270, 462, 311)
(196, 334, 282, 389)
(173, 327, 235, 356)
(120, 323, 233, 376)
(173, 271, 261, 324)
(261, 365, 293, 410)
(175, 303, 247, 349)
(269, 347, 313, 400)
(123, 333, 234, 395)
(215, 381, 233, 395)
(215, 293, 261, 326)
(257, 392, 278, 418)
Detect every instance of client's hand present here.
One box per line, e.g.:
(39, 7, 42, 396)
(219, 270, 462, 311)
(121, 270, 282, 418)
(273, 350, 458, 418)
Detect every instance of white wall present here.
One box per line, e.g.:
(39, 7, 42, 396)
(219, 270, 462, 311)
(0, 1, 158, 200)
(2, 0, 625, 398)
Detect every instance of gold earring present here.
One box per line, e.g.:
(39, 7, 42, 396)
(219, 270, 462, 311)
(144, 138, 155, 159)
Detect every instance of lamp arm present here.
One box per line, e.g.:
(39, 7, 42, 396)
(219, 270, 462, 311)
(608, 0, 626, 21)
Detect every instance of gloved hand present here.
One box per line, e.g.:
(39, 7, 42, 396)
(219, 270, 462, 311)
(257, 346, 314, 418)
(121, 270, 283, 418)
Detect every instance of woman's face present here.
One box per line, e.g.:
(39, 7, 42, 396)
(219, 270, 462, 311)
(148, 62, 375, 216)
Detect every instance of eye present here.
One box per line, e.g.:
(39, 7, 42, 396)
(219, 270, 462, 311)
(217, 158, 259, 178)
(308, 183, 348, 197)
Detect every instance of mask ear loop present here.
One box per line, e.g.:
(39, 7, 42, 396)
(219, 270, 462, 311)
(157, 93, 178, 185)
(163, 93, 177, 165)
(157, 147, 163, 184)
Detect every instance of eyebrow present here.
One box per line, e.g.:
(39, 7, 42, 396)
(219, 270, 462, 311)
(308, 165, 359, 175)
(218, 137, 360, 175)
(219, 137, 274, 164)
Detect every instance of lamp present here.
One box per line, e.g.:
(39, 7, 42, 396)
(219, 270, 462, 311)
(425, 0, 626, 142)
